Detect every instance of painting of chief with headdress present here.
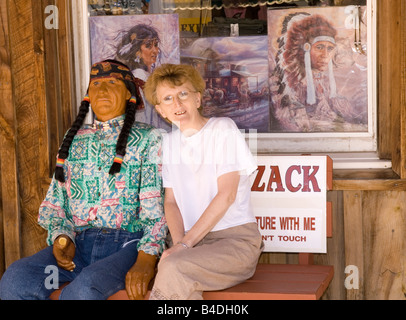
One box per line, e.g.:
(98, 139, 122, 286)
(268, 6, 369, 133)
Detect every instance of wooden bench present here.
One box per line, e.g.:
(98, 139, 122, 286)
(50, 263, 333, 300)
(49, 255, 333, 300)
(50, 224, 334, 299)
(49, 208, 333, 300)
(202, 263, 333, 300)
(50, 156, 334, 300)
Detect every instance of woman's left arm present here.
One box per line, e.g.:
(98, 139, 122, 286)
(180, 171, 240, 248)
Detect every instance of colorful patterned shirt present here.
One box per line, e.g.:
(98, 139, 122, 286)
(38, 115, 167, 256)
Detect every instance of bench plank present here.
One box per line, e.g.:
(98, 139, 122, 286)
(202, 264, 334, 300)
(49, 263, 333, 300)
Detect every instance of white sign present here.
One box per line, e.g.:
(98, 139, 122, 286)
(251, 156, 332, 253)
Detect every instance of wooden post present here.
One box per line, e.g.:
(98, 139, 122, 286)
(343, 191, 364, 300)
(1, 0, 57, 263)
(378, 0, 406, 178)
(0, 0, 22, 268)
(0, 0, 76, 266)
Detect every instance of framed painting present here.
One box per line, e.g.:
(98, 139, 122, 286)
(89, 13, 180, 131)
(264, 0, 377, 153)
(180, 35, 270, 133)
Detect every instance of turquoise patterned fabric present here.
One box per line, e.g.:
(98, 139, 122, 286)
(38, 115, 167, 256)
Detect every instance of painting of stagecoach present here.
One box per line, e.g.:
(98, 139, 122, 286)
(180, 36, 270, 133)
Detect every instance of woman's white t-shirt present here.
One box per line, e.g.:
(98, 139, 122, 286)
(162, 117, 258, 232)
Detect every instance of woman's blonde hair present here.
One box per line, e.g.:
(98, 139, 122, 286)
(144, 64, 206, 105)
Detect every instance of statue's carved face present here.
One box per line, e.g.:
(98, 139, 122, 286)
(89, 77, 130, 121)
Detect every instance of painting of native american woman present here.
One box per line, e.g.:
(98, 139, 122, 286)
(268, 6, 369, 133)
(89, 14, 179, 132)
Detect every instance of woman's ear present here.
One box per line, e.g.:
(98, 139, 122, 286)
(196, 92, 201, 107)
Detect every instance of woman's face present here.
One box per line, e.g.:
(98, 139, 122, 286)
(154, 81, 202, 130)
(139, 38, 159, 71)
(310, 41, 336, 72)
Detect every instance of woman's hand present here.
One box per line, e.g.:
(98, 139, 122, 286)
(160, 242, 188, 261)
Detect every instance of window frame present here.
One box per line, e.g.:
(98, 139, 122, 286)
(70, 0, 387, 170)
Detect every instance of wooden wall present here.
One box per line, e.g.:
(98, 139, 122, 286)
(0, 0, 74, 264)
(1, 0, 406, 300)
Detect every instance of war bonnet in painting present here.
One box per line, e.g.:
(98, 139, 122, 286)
(268, 7, 369, 133)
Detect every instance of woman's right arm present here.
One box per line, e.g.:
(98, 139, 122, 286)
(164, 187, 184, 246)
